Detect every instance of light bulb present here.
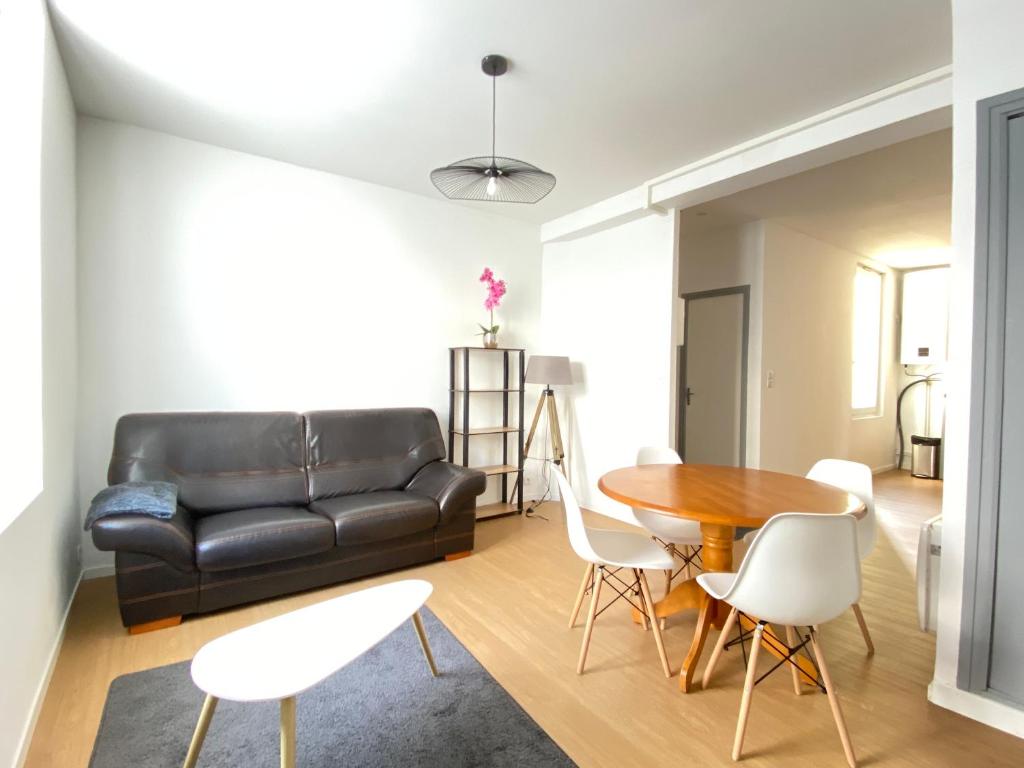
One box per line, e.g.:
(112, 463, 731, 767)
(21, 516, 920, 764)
(486, 176, 498, 196)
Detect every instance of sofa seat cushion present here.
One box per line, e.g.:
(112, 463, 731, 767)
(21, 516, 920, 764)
(309, 491, 439, 546)
(195, 507, 335, 572)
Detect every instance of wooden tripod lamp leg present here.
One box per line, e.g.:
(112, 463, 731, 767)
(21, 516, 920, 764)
(511, 392, 549, 502)
(523, 393, 547, 461)
(546, 392, 566, 464)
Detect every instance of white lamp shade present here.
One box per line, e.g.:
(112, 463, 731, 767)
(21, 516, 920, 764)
(525, 355, 573, 386)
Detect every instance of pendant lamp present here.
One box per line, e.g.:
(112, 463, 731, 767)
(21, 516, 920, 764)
(430, 55, 556, 204)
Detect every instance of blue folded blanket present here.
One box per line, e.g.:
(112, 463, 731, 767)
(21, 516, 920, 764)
(84, 481, 178, 530)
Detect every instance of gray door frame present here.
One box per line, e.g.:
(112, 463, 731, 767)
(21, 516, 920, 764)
(676, 285, 750, 467)
(958, 86, 1024, 692)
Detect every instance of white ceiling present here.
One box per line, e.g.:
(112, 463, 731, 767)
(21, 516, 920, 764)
(680, 129, 952, 268)
(49, 0, 952, 224)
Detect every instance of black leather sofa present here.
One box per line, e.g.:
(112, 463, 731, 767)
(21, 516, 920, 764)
(90, 409, 486, 631)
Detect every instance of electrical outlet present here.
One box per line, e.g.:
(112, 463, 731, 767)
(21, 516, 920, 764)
(767, 369, 776, 389)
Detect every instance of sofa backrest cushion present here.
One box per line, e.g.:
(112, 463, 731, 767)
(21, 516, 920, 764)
(305, 408, 445, 499)
(108, 412, 307, 514)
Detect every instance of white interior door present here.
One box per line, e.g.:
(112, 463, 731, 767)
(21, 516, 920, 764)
(682, 292, 745, 466)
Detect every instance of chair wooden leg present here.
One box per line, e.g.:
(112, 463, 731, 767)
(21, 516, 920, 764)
(182, 694, 218, 768)
(702, 606, 738, 690)
(568, 563, 594, 629)
(732, 622, 764, 761)
(785, 626, 803, 695)
(851, 603, 874, 656)
(638, 570, 672, 677)
(411, 611, 439, 677)
(637, 579, 650, 632)
(577, 566, 604, 674)
(811, 628, 857, 768)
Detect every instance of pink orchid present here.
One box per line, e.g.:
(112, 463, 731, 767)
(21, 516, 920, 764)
(477, 267, 508, 340)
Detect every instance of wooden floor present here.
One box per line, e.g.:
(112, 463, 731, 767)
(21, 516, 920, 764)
(25, 471, 1024, 767)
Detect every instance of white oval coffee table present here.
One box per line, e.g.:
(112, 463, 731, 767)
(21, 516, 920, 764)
(182, 579, 438, 768)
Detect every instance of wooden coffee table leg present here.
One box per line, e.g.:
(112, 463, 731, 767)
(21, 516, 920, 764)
(411, 611, 439, 677)
(280, 696, 296, 768)
(183, 694, 217, 768)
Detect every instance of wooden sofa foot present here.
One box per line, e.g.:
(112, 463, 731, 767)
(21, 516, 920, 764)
(444, 551, 472, 562)
(128, 615, 182, 635)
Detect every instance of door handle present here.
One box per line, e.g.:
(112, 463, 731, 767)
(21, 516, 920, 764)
(685, 387, 694, 406)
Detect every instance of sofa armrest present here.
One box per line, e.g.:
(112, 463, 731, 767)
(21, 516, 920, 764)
(406, 462, 486, 525)
(89, 505, 196, 573)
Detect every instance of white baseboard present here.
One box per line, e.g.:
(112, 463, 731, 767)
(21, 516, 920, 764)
(928, 680, 1024, 739)
(82, 563, 116, 580)
(14, 569, 82, 768)
(871, 463, 897, 475)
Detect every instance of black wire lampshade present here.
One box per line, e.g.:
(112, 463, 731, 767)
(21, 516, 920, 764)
(430, 55, 556, 204)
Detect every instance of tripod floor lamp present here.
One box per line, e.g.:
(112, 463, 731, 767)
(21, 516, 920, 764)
(514, 355, 573, 501)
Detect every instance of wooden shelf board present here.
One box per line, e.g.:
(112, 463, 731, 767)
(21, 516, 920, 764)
(449, 346, 525, 351)
(475, 464, 520, 476)
(452, 427, 521, 435)
(450, 388, 522, 393)
(476, 502, 521, 520)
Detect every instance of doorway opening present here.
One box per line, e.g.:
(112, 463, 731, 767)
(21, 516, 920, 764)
(677, 286, 749, 467)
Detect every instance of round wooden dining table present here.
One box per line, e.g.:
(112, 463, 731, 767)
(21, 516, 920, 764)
(598, 463, 865, 692)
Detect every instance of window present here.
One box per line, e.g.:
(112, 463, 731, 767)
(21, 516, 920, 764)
(852, 265, 883, 415)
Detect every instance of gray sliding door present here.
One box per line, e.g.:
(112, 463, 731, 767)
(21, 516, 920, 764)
(960, 88, 1024, 705)
(987, 113, 1024, 703)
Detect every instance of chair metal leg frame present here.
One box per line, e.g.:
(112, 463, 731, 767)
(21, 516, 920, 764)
(720, 613, 825, 693)
(576, 565, 673, 676)
(570, 564, 652, 625)
(713, 619, 856, 767)
(592, 567, 649, 619)
(653, 538, 703, 583)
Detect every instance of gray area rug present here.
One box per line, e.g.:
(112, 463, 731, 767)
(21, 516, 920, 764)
(89, 608, 575, 767)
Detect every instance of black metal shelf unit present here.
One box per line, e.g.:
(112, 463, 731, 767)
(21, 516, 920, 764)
(448, 347, 525, 518)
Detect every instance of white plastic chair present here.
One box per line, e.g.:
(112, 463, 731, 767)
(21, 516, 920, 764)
(555, 467, 674, 677)
(700, 513, 860, 767)
(633, 447, 704, 593)
(740, 458, 876, 654)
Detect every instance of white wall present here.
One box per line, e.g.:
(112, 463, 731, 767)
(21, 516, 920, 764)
(541, 214, 676, 521)
(677, 221, 765, 467)
(760, 222, 898, 475)
(76, 118, 542, 570)
(0, 2, 79, 766)
(929, 0, 1024, 736)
